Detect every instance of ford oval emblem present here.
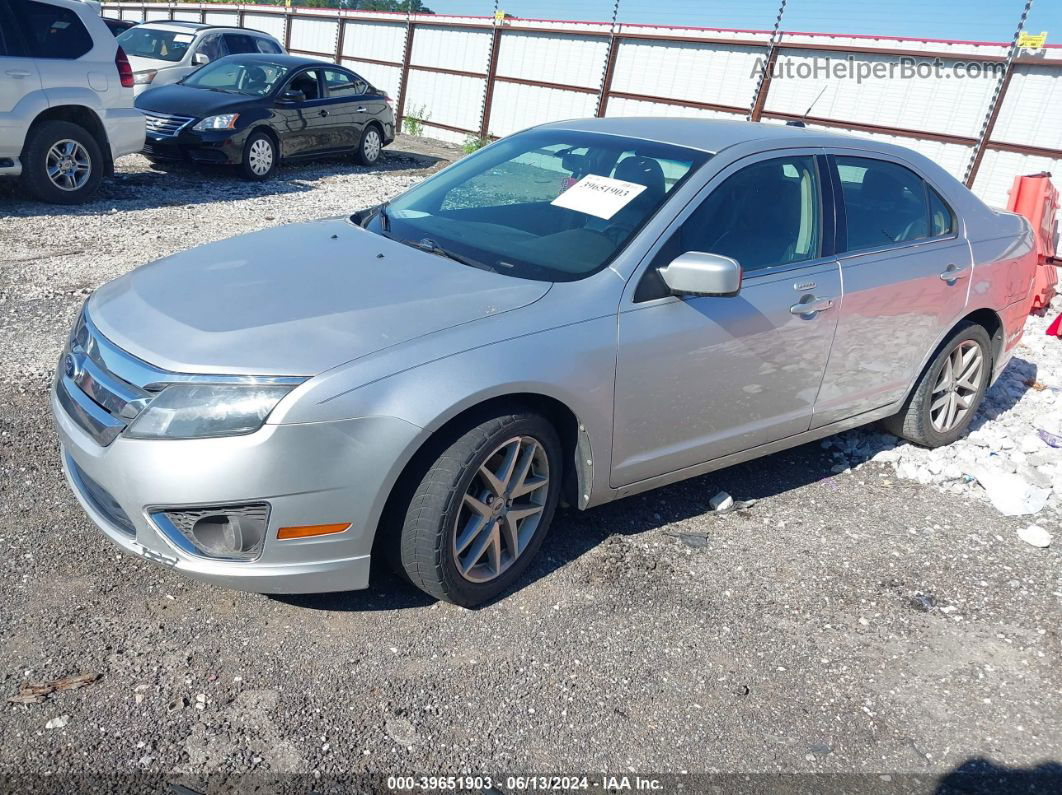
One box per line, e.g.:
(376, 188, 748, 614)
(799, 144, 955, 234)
(63, 354, 77, 379)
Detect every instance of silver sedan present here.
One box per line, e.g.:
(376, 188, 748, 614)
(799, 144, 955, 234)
(52, 118, 1037, 606)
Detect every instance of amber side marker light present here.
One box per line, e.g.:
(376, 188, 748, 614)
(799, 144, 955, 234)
(277, 523, 351, 540)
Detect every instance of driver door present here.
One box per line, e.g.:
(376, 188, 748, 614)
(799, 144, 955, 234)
(273, 68, 328, 156)
(611, 150, 842, 487)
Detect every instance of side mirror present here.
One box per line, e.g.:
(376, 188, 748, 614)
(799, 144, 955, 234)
(278, 89, 306, 104)
(659, 251, 742, 297)
(192, 52, 210, 66)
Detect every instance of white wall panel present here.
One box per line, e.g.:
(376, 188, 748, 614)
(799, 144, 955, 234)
(120, 8, 143, 22)
(605, 96, 742, 121)
(172, 10, 200, 23)
(419, 124, 467, 145)
(488, 83, 596, 138)
(144, 10, 169, 21)
(497, 33, 607, 89)
(412, 25, 491, 73)
(204, 12, 239, 27)
(766, 50, 995, 139)
(404, 70, 485, 133)
(611, 39, 760, 109)
(972, 148, 1062, 209)
(341, 59, 401, 101)
(289, 17, 338, 56)
(342, 21, 406, 64)
(244, 13, 286, 42)
(992, 65, 1062, 151)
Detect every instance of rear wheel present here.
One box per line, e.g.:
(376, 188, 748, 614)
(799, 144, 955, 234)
(21, 121, 103, 204)
(395, 409, 562, 607)
(355, 125, 383, 166)
(238, 131, 276, 180)
(882, 322, 991, 447)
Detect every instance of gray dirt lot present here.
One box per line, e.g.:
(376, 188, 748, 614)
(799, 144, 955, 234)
(0, 138, 1059, 786)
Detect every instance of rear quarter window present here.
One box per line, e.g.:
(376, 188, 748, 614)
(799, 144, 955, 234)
(13, 0, 93, 59)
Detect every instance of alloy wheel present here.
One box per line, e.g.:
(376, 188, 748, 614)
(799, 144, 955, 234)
(452, 435, 550, 583)
(248, 138, 274, 176)
(363, 129, 381, 162)
(46, 139, 92, 192)
(929, 339, 983, 433)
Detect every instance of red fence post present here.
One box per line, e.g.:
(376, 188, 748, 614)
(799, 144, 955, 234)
(395, 20, 417, 130)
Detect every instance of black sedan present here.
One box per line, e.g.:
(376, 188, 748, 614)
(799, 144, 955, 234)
(135, 54, 396, 180)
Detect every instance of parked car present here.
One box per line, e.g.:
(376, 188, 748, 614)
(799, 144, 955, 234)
(115, 20, 284, 95)
(0, 0, 144, 203)
(102, 16, 136, 36)
(52, 118, 1037, 606)
(135, 54, 394, 178)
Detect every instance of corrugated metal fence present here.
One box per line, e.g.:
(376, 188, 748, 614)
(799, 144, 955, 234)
(102, 2, 1062, 209)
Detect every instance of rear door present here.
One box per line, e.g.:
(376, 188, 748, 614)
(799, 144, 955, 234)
(320, 67, 371, 150)
(0, 0, 43, 162)
(811, 152, 972, 427)
(612, 150, 843, 486)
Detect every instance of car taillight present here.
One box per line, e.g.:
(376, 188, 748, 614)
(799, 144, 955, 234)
(115, 46, 134, 89)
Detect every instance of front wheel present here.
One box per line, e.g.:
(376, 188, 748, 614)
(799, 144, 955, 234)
(395, 409, 562, 607)
(882, 322, 992, 447)
(355, 125, 383, 166)
(238, 131, 277, 180)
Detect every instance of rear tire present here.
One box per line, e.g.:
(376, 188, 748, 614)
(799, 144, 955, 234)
(395, 409, 562, 607)
(882, 322, 992, 447)
(21, 121, 104, 204)
(355, 124, 383, 166)
(238, 130, 277, 180)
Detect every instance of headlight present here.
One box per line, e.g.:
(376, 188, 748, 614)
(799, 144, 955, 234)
(193, 113, 240, 131)
(133, 69, 157, 85)
(125, 383, 295, 440)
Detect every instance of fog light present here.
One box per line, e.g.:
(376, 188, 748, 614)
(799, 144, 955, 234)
(152, 503, 269, 561)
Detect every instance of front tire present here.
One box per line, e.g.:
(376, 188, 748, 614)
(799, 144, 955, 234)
(238, 130, 277, 180)
(396, 409, 562, 607)
(882, 322, 992, 447)
(21, 121, 104, 204)
(355, 124, 383, 166)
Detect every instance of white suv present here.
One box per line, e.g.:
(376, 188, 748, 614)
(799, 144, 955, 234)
(0, 0, 145, 203)
(116, 22, 285, 95)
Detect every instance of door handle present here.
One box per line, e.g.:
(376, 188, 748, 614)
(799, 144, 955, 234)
(319, 109, 329, 117)
(355, 107, 367, 113)
(790, 296, 834, 316)
(5, 70, 32, 78)
(939, 264, 969, 282)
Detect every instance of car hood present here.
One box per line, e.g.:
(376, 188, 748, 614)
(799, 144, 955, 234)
(87, 219, 551, 376)
(135, 83, 259, 117)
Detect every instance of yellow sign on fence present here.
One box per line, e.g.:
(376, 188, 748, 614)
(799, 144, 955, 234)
(1018, 31, 1048, 51)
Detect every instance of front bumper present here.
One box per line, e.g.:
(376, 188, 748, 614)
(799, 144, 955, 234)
(142, 128, 246, 165)
(52, 384, 421, 594)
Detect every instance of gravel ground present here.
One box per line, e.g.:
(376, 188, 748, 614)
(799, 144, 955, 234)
(0, 141, 1059, 789)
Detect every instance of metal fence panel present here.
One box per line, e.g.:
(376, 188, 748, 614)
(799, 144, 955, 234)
(497, 32, 608, 89)
(412, 25, 491, 74)
(342, 21, 407, 64)
(244, 12, 286, 41)
(404, 70, 485, 134)
(992, 64, 1062, 151)
(972, 147, 1062, 205)
(488, 82, 598, 138)
(289, 17, 339, 56)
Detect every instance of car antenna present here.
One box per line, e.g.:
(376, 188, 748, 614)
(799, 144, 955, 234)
(786, 85, 828, 127)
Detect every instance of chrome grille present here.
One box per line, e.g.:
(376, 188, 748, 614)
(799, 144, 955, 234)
(143, 111, 194, 137)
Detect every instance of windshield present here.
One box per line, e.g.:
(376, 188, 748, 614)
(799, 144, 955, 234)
(181, 59, 291, 96)
(117, 27, 194, 63)
(363, 129, 708, 282)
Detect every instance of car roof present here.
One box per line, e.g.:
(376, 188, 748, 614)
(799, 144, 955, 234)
(134, 21, 272, 36)
(538, 116, 878, 155)
(215, 53, 343, 69)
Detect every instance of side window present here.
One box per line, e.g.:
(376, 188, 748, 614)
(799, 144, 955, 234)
(324, 69, 367, 97)
(195, 33, 226, 63)
(836, 156, 930, 250)
(929, 187, 956, 237)
(12, 0, 93, 59)
(222, 34, 260, 55)
(287, 69, 322, 100)
(651, 155, 822, 275)
(255, 37, 283, 55)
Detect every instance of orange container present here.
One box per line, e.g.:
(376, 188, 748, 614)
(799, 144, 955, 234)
(1006, 172, 1059, 314)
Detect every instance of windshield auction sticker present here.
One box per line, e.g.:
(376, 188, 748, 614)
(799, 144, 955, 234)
(550, 174, 647, 220)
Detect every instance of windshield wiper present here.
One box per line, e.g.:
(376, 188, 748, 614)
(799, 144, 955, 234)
(404, 238, 495, 272)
